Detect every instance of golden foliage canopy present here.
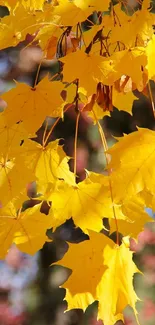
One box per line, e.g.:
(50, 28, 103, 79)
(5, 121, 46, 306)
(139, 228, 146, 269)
(0, 0, 155, 323)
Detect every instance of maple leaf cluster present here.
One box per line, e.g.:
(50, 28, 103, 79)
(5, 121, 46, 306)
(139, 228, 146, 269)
(0, 0, 155, 324)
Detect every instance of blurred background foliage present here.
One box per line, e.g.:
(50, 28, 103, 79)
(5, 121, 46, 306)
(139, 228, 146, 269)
(0, 1, 155, 325)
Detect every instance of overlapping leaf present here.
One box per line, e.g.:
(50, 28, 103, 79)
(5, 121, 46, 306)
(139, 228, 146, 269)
(107, 128, 155, 200)
(0, 4, 42, 49)
(2, 76, 64, 133)
(55, 232, 140, 325)
(110, 47, 147, 89)
(97, 241, 140, 325)
(109, 195, 153, 238)
(0, 119, 34, 205)
(112, 88, 138, 114)
(53, 0, 93, 26)
(46, 173, 126, 234)
(55, 231, 114, 310)
(87, 171, 152, 238)
(0, 156, 33, 206)
(60, 50, 115, 95)
(0, 116, 31, 157)
(20, 139, 75, 186)
(0, 201, 52, 258)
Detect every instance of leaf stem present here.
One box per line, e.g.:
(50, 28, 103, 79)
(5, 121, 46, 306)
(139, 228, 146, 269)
(43, 103, 73, 147)
(19, 22, 63, 35)
(74, 111, 80, 177)
(148, 81, 155, 115)
(74, 79, 80, 178)
(33, 56, 44, 88)
(92, 109, 119, 245)
(42, 120, 48, 146)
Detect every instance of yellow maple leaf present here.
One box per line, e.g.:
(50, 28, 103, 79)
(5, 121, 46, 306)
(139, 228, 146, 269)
(55, 232, 139, 325)
(55, 231, 114, 310)
(109, 195, 153, 239)
(0, 116, 31, 158)
(107, 128, 155, 200)
(0, 119, 34, 203)
(86, 171, 153, 239)
(131, 9, 155, 47)
(140, 189, 155, 213)
(74, 0, 110, 12)
(110, 7, 154, 49)
(36, 23, 62, 59)
(2, 76, 64, 133)
(54, 0, 92, 26)
(111, 47, 147, 89)
(110, 20, 134, 49)
(112, 87, 138, 114)
(97, 242, 140, 325)
(14, 206, 52, 255)
(0, 155, 34, 206)
(60, 50, 114, 95)
(49, 180, 106, 233)
(0, 116, 35, 205)
(0, 5, 42, 50)
(20, 139, 75, 186)
(0, 0, 45, 10)
(0, 201, 52, 258)
(48, 173, 126, 233)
